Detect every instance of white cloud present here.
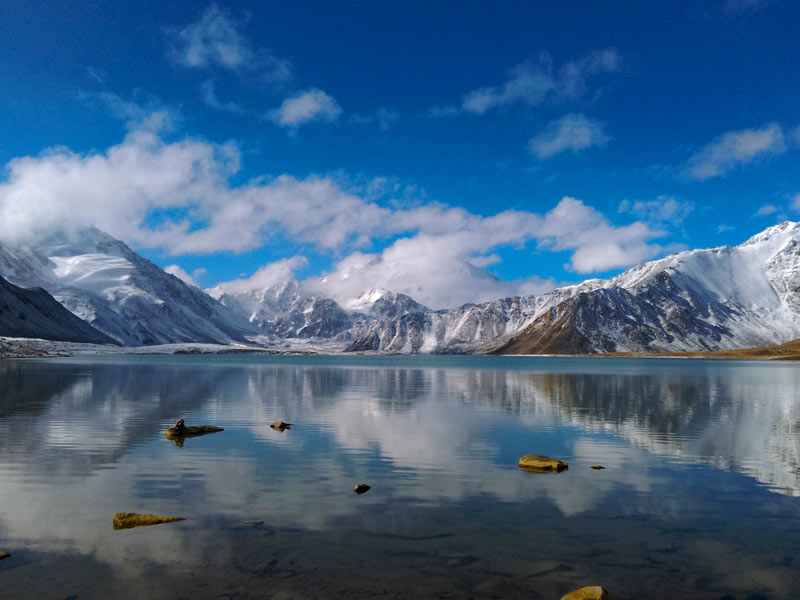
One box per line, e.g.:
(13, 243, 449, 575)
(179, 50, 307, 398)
(164, 264, 199, 287)
(0, 127, 672, 308)
(436, 48, 619, 116)
(527, 113, 611, 159)
(268, 89, 342, 127)
(91, 92, 180, 133)
(347, 107, 399, 130)
(618, 196, 693, 227)
(211, 256, 308, 295)
(754, 203, 778, 217)
(537, 197, 677, 273)
(685, 123, 786, 181)
(724, 0, 771, 13)
(792, 194, 800, 212)
(200, 80, 248, 115)
(170, 3, 291, 82)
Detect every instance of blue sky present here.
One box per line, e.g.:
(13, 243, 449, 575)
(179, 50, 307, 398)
(0, 0, 798, 307)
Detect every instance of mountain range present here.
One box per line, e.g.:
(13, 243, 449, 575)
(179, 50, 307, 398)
(2, 222, 800, 355)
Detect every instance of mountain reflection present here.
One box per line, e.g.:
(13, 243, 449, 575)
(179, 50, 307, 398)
(1, 357, 799, 497)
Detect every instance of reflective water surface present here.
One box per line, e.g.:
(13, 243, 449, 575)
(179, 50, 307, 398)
(1, 355, 799, 599)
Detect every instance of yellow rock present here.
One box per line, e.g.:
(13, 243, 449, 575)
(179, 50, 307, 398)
(113, 512, 185, 530)
(560, 586, 609, 600)
(353, 483, 371, 494)
(0, 551, 10, 560)
(518, 454, 568, 473)
(270, 421, 292, 432)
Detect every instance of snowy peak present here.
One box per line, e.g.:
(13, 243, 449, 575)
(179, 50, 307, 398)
(0, 228, 257, 346)
(345, 288, 429, 319)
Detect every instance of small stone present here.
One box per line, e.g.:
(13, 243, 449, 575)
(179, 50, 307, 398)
(518, 454, 568, 473)
(0, 551, 10, 560)
(560, 586, 608, 600)
(590, 465, 606, 470)
(353, 483, 371, 494)
(270, 421, 292, 432)
(560, 586, 609, 600)
(113, 512, 185, 530)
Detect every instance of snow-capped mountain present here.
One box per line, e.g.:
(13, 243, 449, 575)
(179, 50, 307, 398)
(347, 221, 800, 354)
(208, 281, 428, 339)
(0, 274, 115, 344)
(0, 228, 257, 346)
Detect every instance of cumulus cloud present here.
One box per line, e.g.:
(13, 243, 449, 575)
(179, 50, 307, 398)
(170, 3, 291, 82)
(211, 256, 308, 295)
(685, 123, 786, 180)
(0, 126, 672, 308)
(618, 196, 693, 227)
(268, 89, 342, 127)
(528, 113, 611, 159)
(537, 197, 676, 273)
(434, 48, 619, 116)
(164, 264, 200, 287)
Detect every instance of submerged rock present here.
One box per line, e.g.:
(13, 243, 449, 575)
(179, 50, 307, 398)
(518, 454, 568, 473)
(164, 419, 223, 444)
(590, 465, 606, 470)
(560, 586, 609, 600)
(0, 551, 10, 560)
(353, 483, 371, 494)
(270, 421, 292, 432)
(113, 512, 185, 530)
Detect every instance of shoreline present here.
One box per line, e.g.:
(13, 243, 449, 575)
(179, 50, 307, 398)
(4, 336, 800, 361)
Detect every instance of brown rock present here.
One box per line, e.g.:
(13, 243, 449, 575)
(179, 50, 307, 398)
(113, 512, 185, 530)
(164, 420, 223, 445)
(518, 454, 568, 473)
(560, 586, 609, 600)
(0, 551, 10, 560)
(590, 465, 606, 470)
(353, 483, 371, 494)
(270, 421, 292, 432)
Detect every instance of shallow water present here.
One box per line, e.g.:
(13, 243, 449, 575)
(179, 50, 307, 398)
(0, 355, 799, 599)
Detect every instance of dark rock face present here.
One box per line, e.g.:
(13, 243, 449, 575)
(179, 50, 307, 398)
(0, 275, 115, 344)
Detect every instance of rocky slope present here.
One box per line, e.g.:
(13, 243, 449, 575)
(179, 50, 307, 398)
(0, 275, 115, 344)
(0, 229, 257, 346)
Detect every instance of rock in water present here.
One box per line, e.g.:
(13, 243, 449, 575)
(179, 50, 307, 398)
(518, 454, 568, 473)
(164, 419, 223, 443)
(353, 483, 371, 494)
(590, 465, 606, 470)
(0, 551, 10, 560)
(560, 586, 609, 600)
(113, 513, 185, 530)
(270, 421, 292, 432)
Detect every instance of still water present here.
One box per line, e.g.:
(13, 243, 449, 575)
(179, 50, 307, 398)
(0, 355, 799, 599)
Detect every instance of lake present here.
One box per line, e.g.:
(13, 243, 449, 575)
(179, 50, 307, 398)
(0, 355, 799, 599)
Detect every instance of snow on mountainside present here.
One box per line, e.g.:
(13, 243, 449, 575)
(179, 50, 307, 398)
(0, 228, 257, 346)
(0, 274, 116, 344)
(348, 221, 800, 354)
(208, 280, 428, 339)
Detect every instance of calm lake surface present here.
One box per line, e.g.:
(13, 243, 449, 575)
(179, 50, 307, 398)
(1, 355, 799, 599)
